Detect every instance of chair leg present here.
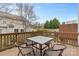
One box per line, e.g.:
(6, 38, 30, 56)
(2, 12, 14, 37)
(17, 51, 20, 56)
(33, 49, 35, 56)
(35, 44, 38, 52)
(43, 52, 48, 56)
(33, 44, 38, 52)
(43, 52, 45, 56)
(43, 50, 46, 56)
(59, 50, 64, 56)
(18, 50, 24, 56)
(47, 44, 50, 49)
(50, 42, 52, 48)
(17, 51, 23, 56)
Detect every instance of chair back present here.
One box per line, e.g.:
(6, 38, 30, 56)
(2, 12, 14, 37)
(14, 42, 22, 52)
(53, 44, 66, 56)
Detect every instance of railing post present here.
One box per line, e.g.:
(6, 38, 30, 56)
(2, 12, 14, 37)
(77, 32, 79, 47)
(16, 34, 17, 43)
(78, 29, 79, 46)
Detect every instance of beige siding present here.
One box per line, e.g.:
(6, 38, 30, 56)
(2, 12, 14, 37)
(0, 17, 25, 33)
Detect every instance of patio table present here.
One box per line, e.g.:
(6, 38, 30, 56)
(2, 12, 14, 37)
(27, 36, 53, 56)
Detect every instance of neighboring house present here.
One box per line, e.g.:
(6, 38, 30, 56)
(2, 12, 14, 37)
(59, 20, 77, 33)
(62, 20, 78, 24)
(0, 11, 32, 34)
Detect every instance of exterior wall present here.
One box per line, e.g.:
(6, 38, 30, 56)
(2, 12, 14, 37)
(0, 27, 7, 33)
(59, 24, 77, 33)
(0, 17, 25, 34)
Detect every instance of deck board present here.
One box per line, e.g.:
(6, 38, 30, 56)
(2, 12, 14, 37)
(0, 45, 79, 56)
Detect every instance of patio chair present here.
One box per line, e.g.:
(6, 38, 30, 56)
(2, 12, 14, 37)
(15, 42, 35, 56)
(43, 44, 66, 56)
(25, 39, 38, 52)
(25, 39, 37, 46)
(44, 40, 53, 49)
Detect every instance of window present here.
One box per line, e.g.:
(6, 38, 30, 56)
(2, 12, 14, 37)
(14, 29, 18, 33)
(0, 17, 2, 20)
(3, 21, 6, 24)
(21, 29, 24, 32)
(0, 29, 2, 34)
(9, 25, 14, 28)
(8, 24, 14, 28)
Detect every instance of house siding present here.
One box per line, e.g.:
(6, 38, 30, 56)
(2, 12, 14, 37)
(0, 13, 25, 34)
(0, 17, 25, 34)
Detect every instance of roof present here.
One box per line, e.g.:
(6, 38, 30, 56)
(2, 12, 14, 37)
(62, 20, 78, 24)
(0, 11, 26, 22)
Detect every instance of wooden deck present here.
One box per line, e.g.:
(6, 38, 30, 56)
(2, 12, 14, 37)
(0, 44, 79, 56)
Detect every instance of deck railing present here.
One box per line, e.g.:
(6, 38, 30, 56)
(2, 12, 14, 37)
(0, 31, 78, 51)
(54, 32, 78, 46)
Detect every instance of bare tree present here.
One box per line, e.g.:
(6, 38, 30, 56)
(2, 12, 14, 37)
(0, 3, 37, 31)
(16, 3, 37, 21)
(16, 3, 37, 31)
(16, 3, 23, 16)
(0, 3, 14, 13)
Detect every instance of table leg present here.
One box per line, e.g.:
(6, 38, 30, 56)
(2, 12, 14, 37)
(40, 44, 42, 56)
(32, 41, 33, 46)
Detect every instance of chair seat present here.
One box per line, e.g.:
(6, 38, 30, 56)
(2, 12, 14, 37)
(46, 50, 61, 56)
(44, 44, 66, 56)
(26, 40, 37, 46)
(27, 41, 37, 45)
(45, 42, 50, 45)
(52, 44, 66, 50)
(20, 47, 33, 55)
(15, 42, 35, 56)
